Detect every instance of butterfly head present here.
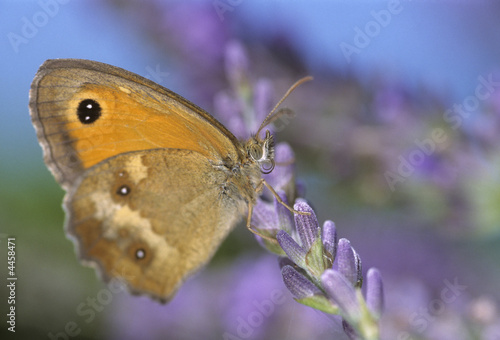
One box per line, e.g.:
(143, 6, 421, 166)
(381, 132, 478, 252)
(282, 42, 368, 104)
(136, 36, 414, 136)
(243, 76, 313, 175)
(245, 130, 275, 174)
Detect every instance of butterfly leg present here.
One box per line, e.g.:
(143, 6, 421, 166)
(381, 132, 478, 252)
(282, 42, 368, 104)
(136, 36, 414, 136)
(256, 179, 310, 216)
(245, 203, 280, 245)
(245, 179, 310, 244)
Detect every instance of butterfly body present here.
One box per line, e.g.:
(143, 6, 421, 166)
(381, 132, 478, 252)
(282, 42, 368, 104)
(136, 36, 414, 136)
(30, 59, 273, 301)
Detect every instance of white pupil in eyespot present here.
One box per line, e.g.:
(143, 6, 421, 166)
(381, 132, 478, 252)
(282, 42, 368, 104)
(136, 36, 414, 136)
(136, 249, 145, 259)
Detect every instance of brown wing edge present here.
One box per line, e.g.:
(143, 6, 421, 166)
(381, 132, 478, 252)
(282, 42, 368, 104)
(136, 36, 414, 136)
(29, 63, 82, 190)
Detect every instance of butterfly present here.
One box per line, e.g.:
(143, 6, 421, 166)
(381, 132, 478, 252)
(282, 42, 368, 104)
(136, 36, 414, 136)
(29, 59, 311, 301)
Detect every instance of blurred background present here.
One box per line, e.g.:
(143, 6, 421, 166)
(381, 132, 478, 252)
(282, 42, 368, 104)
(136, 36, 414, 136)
(1, 0, 500, 339)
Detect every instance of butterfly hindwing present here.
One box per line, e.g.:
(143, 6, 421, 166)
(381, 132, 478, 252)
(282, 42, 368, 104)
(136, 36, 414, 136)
(65, 148, 245, 301)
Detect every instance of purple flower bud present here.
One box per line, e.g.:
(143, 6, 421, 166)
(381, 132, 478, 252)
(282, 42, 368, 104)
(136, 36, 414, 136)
(353, 249, 363, 287)
(322, 220, 337, 268)
(252, 197, 279, 230)
(294, 201, 320, 250)
(254, 79, 274, 128)
(264, 143, 295, 195)
(214, 91, 247, 139)
(251, 190, 294, 235)
(282, 265, 322, 299)
(295, 180, 306, 198)
(276, 230, 307, 267)
(274, 190, 293, 233)
(225, 40, 249, 90)
(275, 142, 295, 165)
(366, 268, 384, 318)
(321, 269, 361, 323)
(337, 239, 360, 286)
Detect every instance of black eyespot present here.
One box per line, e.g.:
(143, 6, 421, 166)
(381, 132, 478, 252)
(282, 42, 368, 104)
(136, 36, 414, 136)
(135, 248, 146, 260)
(117, 185, 130, 196)
(77, 99, 101, 124)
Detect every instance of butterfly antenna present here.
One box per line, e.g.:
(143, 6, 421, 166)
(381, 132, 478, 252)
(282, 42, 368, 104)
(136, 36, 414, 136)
(256, 76, 313, 136)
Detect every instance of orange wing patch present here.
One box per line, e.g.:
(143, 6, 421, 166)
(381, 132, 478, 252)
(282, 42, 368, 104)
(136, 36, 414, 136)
(58, 83, 226, 169)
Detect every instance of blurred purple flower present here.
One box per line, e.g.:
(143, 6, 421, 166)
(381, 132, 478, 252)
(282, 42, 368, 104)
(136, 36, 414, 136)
(262, 142, 296, 198)
(215, 40, 275, 140)
(159, 2, 228, 71)
(225, 40, 250, 93)
(107, 255, 342, 340)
